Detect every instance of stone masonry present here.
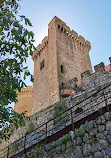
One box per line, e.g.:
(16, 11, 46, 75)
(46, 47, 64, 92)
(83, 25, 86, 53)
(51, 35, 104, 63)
(1, 64, 111, 151)
(20, 112, 111, 158)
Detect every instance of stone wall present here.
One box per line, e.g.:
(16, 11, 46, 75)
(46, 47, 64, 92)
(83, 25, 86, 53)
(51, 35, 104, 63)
(19, 112, 111, 158)
(81, 61, 111, 91)
(32, 36, 52, 114)
(1, 79, 111, 151)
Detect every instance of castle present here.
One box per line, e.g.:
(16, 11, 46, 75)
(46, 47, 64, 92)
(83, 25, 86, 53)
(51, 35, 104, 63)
(15, 16, 95, 115)
(1, 16, 111, 158)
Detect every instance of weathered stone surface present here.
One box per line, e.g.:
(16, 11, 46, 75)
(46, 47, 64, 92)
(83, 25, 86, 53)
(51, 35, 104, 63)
(104, 112, 111, 121)
(98, 139, 108, 149)
(107, 135, 111, 144)
(75, 146, 83, 158)
(83, 143, 91, 156)
(90, 128, 97, 136)
(101, 150, 106, 157)
(83, 133, 89, 143)
(108, 127, 111, 135)
(100, 115, 106, 124)
(105, 147, 111, 157)
(65, 148, 74, 158)
(66, 141, 73, 148)
(106, 121, 111, 130)
(94, 152, 103, 158)
(75, 137, 82, 145)
(91, 143, 101, 153)
(69, 131, 74, 138)
(79, 125, 85, 135)
(96, 133, 105, 139)
(98, 125, 105, 133)
(56, 145, 62, 152)
(53, 154, 64, 158)
(62, 144, 66, 151)
(96, 118, 102, 125)
(88, 155, 94, 158)
(88, 120, 96, 129)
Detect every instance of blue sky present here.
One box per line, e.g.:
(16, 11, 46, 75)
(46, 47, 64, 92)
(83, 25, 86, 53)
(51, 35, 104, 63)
(18, 0, 111, 86)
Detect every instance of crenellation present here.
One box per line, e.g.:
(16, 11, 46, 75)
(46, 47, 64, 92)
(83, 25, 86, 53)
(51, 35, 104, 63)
(32, 36, 48, 60)
(81, 70, 91, 80)
(94, 62, 105, 73)
(81, 59, 111, 90)
(71, 30, 78, 38)
(78, 35, 85, 43)
(56, 20, 91, 51)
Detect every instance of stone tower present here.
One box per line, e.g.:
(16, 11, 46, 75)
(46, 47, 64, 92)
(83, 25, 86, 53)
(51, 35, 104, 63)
(14, 86, 33, 116)
(32, 16, 93, 114)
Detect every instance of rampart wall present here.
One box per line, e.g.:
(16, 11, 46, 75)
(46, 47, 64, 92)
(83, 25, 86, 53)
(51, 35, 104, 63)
(1, 60, 111, 150)
(22, 112, 111, 158)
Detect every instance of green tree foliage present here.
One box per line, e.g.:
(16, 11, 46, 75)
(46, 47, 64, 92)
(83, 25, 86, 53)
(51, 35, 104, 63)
(0, 0, 35, 140)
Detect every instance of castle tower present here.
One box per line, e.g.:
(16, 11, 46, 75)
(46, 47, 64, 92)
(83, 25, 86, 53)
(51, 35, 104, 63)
(32, 16, 93, 114)
(14, 86, 33, 116)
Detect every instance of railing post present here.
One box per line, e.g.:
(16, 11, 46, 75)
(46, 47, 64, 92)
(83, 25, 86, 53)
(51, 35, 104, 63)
(7, 146, 9, 158)
(45, 123, 48, 144)
(24, 135, 26, 151)
(102, 89, 110, 113)
(46, 123, 47, 138)
(70, 109, 74, 131)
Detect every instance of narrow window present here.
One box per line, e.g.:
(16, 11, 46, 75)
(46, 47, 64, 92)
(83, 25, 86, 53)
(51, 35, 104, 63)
(38, 52, 41, 56)
(61, 65, 64, 73)
(61, 82, 64, 89)
(58, 25, 60, 29)
(40, 60, 44, 70)
(61, 27, 63, 32)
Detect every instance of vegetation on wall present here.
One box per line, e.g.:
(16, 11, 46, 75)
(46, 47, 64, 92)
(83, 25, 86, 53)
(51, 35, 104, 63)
(53, 100, 68, 125)
(26, 122, 34, 135)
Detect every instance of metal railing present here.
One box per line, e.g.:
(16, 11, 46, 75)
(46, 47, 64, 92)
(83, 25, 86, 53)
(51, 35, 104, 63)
(0, 82, 111, 158)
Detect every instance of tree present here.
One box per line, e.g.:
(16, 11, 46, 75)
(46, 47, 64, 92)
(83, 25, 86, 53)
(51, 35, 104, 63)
(0, 0, 35, 140)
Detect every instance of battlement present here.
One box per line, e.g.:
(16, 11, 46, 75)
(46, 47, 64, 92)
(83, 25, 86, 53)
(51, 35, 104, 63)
(33, 16, 91, 61)
(16, 86, 33, 95)
(81, 57, 111, 90)
(49, 16, 91, 51)
(32, 36, 48, 60)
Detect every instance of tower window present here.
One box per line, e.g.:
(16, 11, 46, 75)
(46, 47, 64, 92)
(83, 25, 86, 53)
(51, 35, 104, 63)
(61, 27, 63, 32)
(61, 82, 64, 88)
(40, 60, 44, 70)
(58, 25, 60, 29)
(60, 65, 64, 73)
